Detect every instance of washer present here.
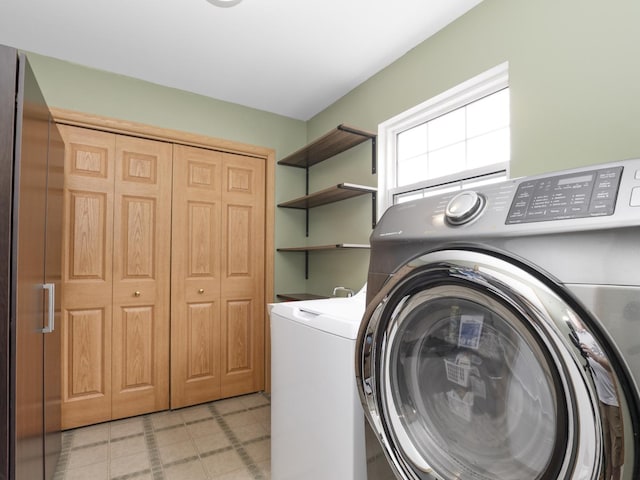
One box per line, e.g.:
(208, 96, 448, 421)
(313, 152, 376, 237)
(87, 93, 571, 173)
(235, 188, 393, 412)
(270, 288, 367, 480)
(356, 160, 640, 479)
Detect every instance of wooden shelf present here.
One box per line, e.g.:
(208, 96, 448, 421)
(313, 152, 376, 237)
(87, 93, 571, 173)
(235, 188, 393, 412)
(278, 124, 376, 170)
(277, 244, 370, 252)
(278, 183, 377, 210)
(277, 244, 370, 280)
(276, 293, 329, 301)
(276, 123, 376, 290)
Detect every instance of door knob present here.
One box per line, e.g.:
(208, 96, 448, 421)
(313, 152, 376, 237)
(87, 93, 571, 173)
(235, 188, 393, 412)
(198, 288, 205, 294)
(134, 291, 141, 297)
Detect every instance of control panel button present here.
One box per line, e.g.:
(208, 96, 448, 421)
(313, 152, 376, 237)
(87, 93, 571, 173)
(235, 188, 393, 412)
(445, 191, 485, 225)
(631, 187, 640, 207)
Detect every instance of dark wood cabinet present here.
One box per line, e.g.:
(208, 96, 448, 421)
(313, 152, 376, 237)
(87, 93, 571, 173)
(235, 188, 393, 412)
(0, 45, 63, 480)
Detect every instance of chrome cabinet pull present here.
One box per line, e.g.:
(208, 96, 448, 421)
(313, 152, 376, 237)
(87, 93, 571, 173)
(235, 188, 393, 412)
(42, 283, 55, 333)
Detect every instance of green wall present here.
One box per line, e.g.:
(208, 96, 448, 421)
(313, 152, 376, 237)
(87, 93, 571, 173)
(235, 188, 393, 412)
(25, 0, 640, 298)
(304, 0, 640, 295)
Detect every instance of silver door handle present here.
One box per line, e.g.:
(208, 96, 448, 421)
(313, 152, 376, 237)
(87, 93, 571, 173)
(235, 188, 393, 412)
(42, 283, 55, 333)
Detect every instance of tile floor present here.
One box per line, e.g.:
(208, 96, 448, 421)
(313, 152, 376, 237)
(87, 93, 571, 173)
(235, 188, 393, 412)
(53, 392, 271, 480)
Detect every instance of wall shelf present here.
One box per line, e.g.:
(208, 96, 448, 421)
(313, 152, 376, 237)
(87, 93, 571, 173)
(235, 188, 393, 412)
(276, 293, 330, 301)
(277, 244, 370, 252)
(277, 244, 370, 281)
(276, 124, 376, 300)
(277, 124, 377, 173)
(278, 183, 377, 210)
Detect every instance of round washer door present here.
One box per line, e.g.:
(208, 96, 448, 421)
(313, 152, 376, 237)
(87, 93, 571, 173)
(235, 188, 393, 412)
(357, 249, 636, 480)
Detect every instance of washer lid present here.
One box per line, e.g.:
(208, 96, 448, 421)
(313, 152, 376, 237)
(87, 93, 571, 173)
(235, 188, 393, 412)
(269, 295, 366, 339)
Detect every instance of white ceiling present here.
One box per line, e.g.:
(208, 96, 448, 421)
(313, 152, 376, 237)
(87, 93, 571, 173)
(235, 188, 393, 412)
(0, 0, 482, 120)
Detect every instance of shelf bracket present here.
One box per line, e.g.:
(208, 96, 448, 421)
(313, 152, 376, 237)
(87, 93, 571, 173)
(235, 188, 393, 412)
(305, 166, 310, 237)
(372, 192, 377, 228)
(335, 124, 377, 174)
(305, 165, 310, 195)
(371, 136, 377, 174)
(305, 250, 309, 279)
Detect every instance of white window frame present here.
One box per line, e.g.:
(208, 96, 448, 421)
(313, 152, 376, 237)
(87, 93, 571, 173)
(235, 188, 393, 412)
(377, 62, 510, 216)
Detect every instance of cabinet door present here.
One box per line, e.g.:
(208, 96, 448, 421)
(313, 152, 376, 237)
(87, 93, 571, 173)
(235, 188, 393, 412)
(220, 153, 265, 397)
(111, 136, 171, 419)
(14, 80, 48, 480)
(171, 145, 222, 408)
(59, 125, 114, 429)
(43, 119, 64, 480)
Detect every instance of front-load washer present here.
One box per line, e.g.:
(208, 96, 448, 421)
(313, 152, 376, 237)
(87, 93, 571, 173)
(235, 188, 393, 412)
(356, 159, 640, 479)
(270, 287, 367, 480)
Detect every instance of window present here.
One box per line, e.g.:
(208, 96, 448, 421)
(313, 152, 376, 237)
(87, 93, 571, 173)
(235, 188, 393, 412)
(378, 63, 510, 211)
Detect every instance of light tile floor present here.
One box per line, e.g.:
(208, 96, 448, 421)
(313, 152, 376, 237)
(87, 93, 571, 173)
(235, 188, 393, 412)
(53, 392, 271, 480)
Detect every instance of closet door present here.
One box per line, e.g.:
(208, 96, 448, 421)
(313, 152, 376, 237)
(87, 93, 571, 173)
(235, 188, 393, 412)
(59, 125, 114, 429)
(111, 136, 171, 419)
(60, 126, 172, 427)
(220, 152, 265, 397)
(171, 147, 266, 406)
(171, 145, 222, 408)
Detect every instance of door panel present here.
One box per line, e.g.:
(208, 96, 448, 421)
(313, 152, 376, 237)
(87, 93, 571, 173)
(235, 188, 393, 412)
(11, 65, 64, 479)
(43, 121, 64, 479)
(59, 125, 114, 429)
(63, 306, 111, 428)
(220, 153, 265, 397)
(189, 202, 218, 276)
(226, 205, 251, 275)
(66, 309, 109, 398)
(185, 302, 220, 394)
(119, 306, 154, 386)
(112, 135, 171, 419)
(171, 145, 222, 408)
(224, 299, 252, 373)
(186, 301, 219, 379)
(14, 82, 48, 480)
(68, 191, 108, 279)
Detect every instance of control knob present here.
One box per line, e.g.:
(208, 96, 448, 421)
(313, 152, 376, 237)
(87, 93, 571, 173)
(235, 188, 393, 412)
(445, 191, 485, 225)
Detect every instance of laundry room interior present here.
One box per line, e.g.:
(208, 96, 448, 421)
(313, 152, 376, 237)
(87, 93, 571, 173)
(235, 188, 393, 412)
(2, 0, 640, 479)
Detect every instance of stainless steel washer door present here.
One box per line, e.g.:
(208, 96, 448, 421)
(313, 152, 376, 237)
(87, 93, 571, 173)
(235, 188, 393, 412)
(357, 249, 635, 480)
(385, 286, 564, 479)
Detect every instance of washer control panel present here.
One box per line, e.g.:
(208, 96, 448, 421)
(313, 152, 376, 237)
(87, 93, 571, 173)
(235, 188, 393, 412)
(506, 166, 623, 224)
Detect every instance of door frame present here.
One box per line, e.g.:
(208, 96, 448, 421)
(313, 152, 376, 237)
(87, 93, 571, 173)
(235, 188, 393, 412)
(0, 44, 18, 480)
(50, 107, 276, 392)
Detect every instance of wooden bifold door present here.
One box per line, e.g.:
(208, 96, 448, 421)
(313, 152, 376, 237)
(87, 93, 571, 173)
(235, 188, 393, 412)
(171, 145, 265, 409)
(59, 125, 266, 429)
(59, 126, 171, 429)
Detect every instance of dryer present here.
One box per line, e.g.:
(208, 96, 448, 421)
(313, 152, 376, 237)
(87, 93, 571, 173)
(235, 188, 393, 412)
(356, 159, 640, 479)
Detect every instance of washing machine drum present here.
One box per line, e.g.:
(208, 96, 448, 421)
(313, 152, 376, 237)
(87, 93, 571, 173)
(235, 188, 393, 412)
(357, 249, 638, 480)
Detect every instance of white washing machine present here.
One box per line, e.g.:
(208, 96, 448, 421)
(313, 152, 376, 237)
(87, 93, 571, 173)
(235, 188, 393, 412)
(269, 287, 367, 480)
